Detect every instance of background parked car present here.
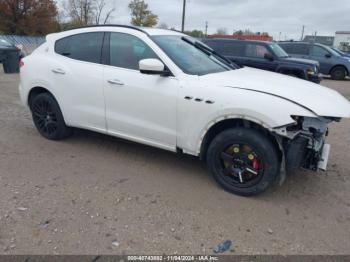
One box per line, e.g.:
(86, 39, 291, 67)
(0, 39, 25, 73)
(0, 39, 23, 73)
(279, 42, 350, 80)
(202, 39, 321, 83)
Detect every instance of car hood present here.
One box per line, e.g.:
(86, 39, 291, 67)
(281, 57, 319, 67)
(200, 67, 350, 118)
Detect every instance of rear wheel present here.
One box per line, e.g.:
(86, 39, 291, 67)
(30, 93, 72, 140)
(206, 128, 280, 196)
(330, 66, 347, 80)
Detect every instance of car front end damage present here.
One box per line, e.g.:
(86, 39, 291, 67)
(275, 116, 337, 177)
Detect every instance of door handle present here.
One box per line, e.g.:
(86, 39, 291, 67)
(52, 68, 66, 75)
(107, 79, 124, 86)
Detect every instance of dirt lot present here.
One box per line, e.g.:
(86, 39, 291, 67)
(0, 69, 350, 255)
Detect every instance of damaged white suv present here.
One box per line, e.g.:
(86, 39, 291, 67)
(19, 26, 350, 196)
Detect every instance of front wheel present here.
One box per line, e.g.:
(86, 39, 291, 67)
(206, 128, 280, 196)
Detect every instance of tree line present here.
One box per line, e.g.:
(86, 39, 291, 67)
(0, 0, 158, 35)
(0, 0, 270, 38)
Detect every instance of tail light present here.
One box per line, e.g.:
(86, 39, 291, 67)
(19, 59, 24, 69)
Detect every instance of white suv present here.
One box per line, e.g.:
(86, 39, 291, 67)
(19, 25, 350, 196)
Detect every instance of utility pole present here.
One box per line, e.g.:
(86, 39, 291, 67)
(181, 0, 186, 32)
(300, 25, 305, 41)
(314, 31, 317, 43)
(205, 21, 208, 37)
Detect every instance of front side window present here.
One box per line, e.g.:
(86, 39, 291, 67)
(310, 46, 330, 57)
(152, 35, 231, 76)
(55, 32, 104, 64)
(245, 44, 270, 58)
(109, 33, 158, 70)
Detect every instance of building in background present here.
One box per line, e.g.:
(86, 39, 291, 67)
(303, 35, 334, 47)
(334, 31, 350, 52)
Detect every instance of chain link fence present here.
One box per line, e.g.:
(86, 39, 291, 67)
(0, 35, 46, 55)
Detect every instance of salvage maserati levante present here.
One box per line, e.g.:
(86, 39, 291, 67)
(19, 26, 350, 196)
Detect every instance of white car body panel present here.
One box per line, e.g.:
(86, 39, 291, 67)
(19, 26, 350, 157)
(103, 64, 178, 151)
(201, 68, 350, 118)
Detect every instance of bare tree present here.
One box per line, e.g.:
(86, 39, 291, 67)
(95, 0, 116, 25)
(65, 0, 94, 26)
(65, 0, 116, 26)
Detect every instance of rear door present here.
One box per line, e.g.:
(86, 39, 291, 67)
(52, 32, 106, 131)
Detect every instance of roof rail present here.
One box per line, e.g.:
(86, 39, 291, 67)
(62, 24, 150, 36)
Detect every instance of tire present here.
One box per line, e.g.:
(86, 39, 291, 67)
(30, 93, 72, 140)
(206, 128, 280, 196)
(330, 66, 347, 80)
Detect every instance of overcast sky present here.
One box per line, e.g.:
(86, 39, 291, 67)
(57, 0, 350, 40)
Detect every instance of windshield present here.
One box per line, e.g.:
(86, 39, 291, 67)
(323, 46, 341, 57)
(331, 47, 345, 56)
(152, 35, 232, 76)
(269, 43, 289, 58)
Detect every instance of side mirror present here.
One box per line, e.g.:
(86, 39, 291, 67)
(325, 53, 332, 58)
(139, 59, 169, 75)
(264, 53, 274, 61)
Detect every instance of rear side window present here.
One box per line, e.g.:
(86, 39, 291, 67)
(204, 41, 222, 52)
(55, 32, 104, 64)
(281, 43, 309, 55)
(222, 42, 245, 56)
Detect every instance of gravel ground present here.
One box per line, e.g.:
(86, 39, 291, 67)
(0, 69, 350, 255)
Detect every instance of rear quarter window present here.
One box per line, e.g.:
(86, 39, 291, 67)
(280, 43, 309, 55)
(221, 41, 245, 56)
(55, 32, 104, 64)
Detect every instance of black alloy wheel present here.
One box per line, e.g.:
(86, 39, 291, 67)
(207, 128, 280, 196)
(30, 93, 72, 140)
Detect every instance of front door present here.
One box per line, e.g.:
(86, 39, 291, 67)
(103, 32, 178, 151)
(308, 45, 334, 74)
(244, 43, 278, 72)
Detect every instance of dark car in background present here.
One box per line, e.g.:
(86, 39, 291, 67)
(0, 38, 25, 73)
(0, 38, 25, 62)
(0, 39, 14, 63)
(202, 39, 321, 83)
(279, 42, 350, 80)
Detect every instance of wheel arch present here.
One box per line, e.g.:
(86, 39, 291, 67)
(277, 66, 306, 79)
(199, 118, 282, 162)
(28, 86, 56, 108)
(329, 64, 348, 76)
